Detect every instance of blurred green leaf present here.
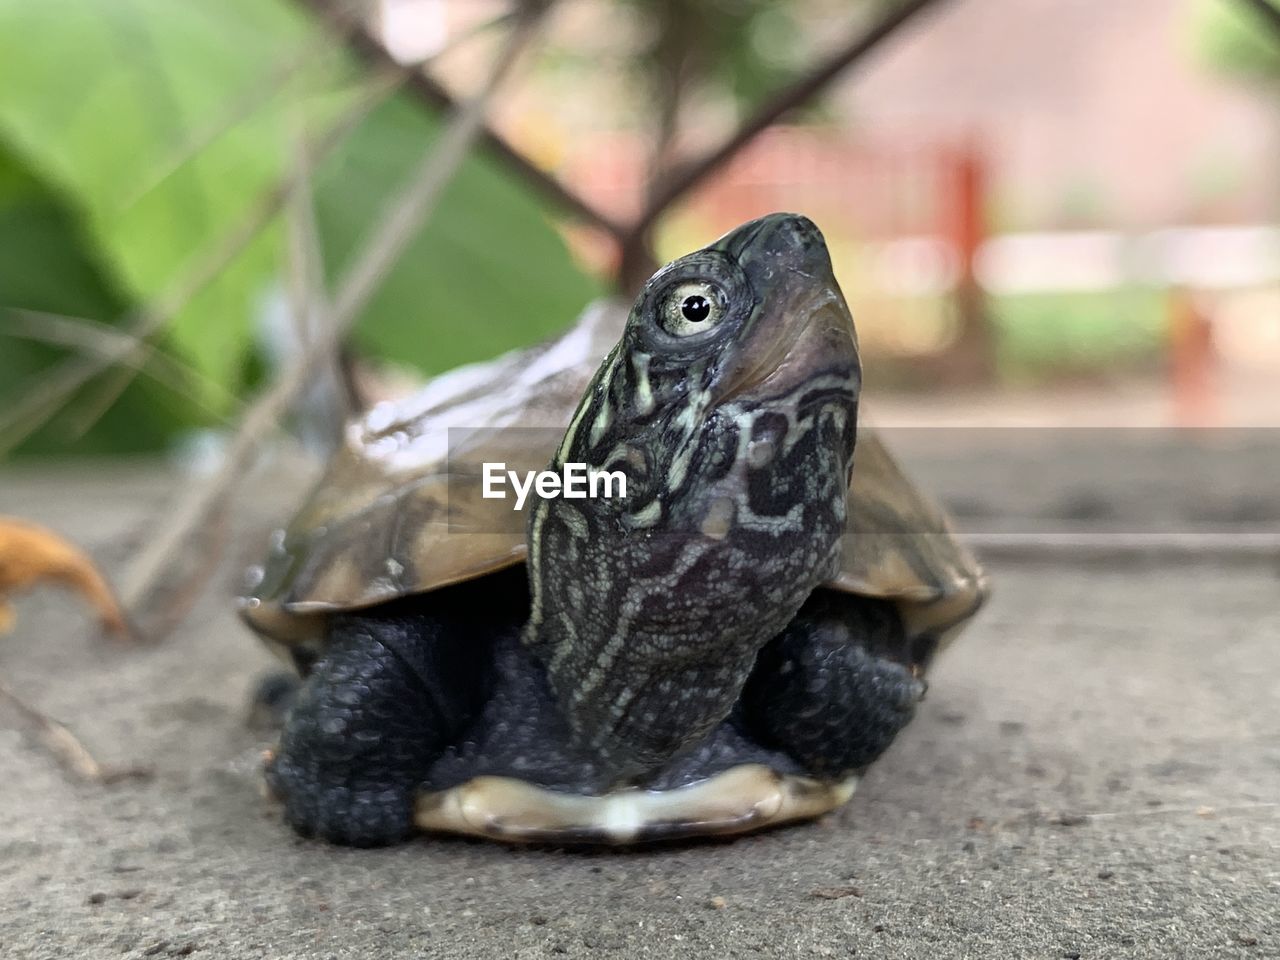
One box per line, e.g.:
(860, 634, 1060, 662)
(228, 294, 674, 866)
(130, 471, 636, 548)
(993, 289, 1165, 383)
(0, 144, 206, 455)
(0, 0, 313, 402)
(313, 95, 602, 372)
(1190, 0, 1280, 82)
(0, 0, 601, 455)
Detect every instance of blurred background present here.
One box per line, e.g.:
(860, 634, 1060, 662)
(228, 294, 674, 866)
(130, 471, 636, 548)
(2, 9, 1279, 949)
(1, 0, 1277, 469)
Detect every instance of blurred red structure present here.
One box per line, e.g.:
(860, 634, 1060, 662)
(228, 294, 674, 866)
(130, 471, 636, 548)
(564, 127, 992, 367)
(567, 127, 987, 246)
(1167, 289, 1219, 428)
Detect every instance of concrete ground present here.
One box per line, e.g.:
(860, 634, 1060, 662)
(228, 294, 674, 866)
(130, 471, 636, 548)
(1, 432, 1277, 959)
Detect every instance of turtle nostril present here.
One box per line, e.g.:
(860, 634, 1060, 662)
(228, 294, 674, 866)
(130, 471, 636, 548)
(760, 214, 828, 271)
(783, 214, 820, 244)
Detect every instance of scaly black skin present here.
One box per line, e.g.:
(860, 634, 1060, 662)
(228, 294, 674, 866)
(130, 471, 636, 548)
(524, 214, 861, 780)
(264, 214, 921, 845)
(741, 591, 924, 775)
(263, 571, 921, 844)
(264, 580, 513, 846)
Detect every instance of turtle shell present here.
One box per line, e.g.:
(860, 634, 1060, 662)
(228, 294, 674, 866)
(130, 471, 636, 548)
(240, 300, 986, 658)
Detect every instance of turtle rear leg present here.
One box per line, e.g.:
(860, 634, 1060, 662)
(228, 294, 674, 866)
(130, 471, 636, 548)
(266, 576, 521, 846)
(740, 590, 926, 776)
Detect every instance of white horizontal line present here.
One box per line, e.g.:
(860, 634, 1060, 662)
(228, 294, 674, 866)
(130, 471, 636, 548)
(965, 531, 1280, 557)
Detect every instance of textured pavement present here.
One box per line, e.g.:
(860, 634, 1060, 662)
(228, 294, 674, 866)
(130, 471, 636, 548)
(1, 432, 1277, 959)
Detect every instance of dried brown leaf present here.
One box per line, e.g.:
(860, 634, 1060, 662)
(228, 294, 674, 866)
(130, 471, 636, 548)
(0, 517, 129, 638)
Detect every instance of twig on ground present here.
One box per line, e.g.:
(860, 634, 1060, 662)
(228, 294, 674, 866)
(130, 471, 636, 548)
(119, 4, 553, 617)
(1083, 801, 1278, 821)
(133, 496, 236, 642)
(0, 682, 152, 784)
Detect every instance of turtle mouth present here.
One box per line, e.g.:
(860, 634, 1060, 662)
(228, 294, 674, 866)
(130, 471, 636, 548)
(707, 212, 858, 407)
(712, 287, 853, 406)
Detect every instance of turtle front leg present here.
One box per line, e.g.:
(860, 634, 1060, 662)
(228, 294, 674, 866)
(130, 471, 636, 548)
(740, 591, 925, 776)
(265, 605, 492, 846)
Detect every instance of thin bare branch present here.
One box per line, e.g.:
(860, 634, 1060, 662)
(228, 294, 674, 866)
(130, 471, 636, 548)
(1, 309, 238, 417)
(284, 125, 331, 359)
(1233, 0, 1280, 35)
(0, 682, 151, 784)
(119, 32, 349, 212)
(628, 0, 952, 240)
(119, 5, 552, 613)
(65, 69, 405, 445)
(0, 68, 403, 459)
(61, 6, 528, 448)
(296, 0, 628, 240)
(329, 35, 532, 320)
(283, 118, 350, 450)
(122, 2, 516, 212)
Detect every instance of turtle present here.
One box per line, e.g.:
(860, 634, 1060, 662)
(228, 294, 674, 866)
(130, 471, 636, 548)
(239, 213, 987, 847)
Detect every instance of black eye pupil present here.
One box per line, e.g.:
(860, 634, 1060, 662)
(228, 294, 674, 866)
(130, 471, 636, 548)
(681, 295, 711, 323)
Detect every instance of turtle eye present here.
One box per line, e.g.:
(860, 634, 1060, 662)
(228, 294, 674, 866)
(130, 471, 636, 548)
(658, 280, 726, 337)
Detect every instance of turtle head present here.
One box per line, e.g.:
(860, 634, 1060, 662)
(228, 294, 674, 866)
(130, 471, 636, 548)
(527, 213, 861, 779)
(637, 211, 858, 415)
